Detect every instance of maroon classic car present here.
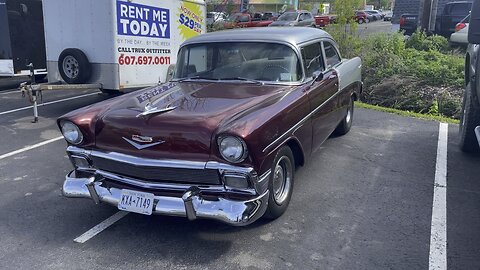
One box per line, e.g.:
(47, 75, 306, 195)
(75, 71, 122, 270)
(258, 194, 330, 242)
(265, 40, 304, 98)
(59, 28, 362, 226)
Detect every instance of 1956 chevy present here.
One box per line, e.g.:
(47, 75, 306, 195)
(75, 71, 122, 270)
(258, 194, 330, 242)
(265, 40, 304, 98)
(58, 28, 362, 226)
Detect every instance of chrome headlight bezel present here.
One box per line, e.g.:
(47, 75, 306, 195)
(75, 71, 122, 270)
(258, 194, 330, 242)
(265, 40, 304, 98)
(217, 135, 248, 164)
(60, 121, 83, 145)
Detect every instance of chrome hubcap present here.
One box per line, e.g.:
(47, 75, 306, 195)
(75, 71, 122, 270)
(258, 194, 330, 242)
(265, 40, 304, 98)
(272, 156, 292, 205)
(62, 56, 79, 79)
(346, 106, 352, 124)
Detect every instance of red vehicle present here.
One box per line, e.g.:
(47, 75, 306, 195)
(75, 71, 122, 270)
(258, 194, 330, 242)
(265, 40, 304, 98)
(314, 15, 331, 27)
(223, 13, 273, 28)
(355, 11, 369, 24)
(59, 28, 362, 226)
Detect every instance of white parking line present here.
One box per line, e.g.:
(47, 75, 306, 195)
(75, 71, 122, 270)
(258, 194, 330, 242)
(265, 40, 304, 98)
(429, 123, 448, 270)
(74, 211, 129, 243)
(0, 92, 100, 116)
(0, 136, 63, 160)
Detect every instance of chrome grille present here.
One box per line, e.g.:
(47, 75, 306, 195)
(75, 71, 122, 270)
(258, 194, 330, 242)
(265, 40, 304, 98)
(91, 156, 221, 185)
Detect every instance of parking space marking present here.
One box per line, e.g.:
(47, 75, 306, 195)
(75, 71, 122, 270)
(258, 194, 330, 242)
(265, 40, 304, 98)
(429, 123, 448, 270)
(0, 92, 100, 116)
(0, 136, 63, 160)
(74, 211, 129, 243)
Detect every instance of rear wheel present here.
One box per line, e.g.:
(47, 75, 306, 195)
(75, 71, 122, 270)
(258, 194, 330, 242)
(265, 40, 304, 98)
(358, 18, 365, 24)
(334, 96, 354, 135)
(459, 82, 480, 152)
(264, 146, 295, 219)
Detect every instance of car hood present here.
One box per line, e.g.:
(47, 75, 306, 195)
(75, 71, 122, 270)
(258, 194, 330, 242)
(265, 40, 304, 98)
(93, 82, 290, 161)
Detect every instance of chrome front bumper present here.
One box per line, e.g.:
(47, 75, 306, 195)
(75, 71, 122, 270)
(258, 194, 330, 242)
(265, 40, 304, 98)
(63, 171, 269, 226)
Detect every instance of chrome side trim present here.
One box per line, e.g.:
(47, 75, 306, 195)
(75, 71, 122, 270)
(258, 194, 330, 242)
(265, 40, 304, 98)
(205, 161, 254, 174)
(262, 87, 342, 153)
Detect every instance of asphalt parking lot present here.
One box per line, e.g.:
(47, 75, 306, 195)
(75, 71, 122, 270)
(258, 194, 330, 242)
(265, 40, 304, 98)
(0, 86, 479, 270)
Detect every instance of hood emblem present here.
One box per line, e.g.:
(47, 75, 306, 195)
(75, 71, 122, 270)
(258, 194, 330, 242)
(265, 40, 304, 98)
(123, 135, 164, 150)
(136, 102, 177, 118)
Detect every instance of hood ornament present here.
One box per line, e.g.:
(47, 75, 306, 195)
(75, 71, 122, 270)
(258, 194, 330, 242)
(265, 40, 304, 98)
(123, 135, 164, 150)
(136, 102, 176, 118)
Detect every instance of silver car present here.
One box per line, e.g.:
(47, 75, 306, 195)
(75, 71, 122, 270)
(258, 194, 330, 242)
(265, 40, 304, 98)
(269, 11, 315, 27)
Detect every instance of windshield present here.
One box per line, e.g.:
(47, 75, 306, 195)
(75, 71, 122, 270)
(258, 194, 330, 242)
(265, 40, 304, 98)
(278, 12, 298, 21)
(174, 42, 302, 83)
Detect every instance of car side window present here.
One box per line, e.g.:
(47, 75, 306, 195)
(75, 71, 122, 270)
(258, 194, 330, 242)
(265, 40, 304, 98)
(301, 43, 324, 79)
(323, 41, 341, 67)
(299, 13, 305, 21)
(305, 13, 312, 20)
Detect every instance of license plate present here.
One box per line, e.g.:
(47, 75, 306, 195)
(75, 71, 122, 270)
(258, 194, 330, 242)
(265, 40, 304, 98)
(118, 189, 154, 215)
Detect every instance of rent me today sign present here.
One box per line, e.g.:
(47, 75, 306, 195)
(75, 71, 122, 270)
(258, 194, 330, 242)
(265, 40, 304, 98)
(116, 0, 170, 39)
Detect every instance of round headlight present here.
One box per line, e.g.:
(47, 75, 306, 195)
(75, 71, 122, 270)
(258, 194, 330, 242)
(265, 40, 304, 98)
(61, 121, 83, 145)
(218, 136, 247, 163)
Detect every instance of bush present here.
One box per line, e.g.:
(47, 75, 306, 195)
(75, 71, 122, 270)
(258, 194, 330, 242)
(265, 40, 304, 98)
(325, 28, 464, 119)
(405, 31, 450, 53)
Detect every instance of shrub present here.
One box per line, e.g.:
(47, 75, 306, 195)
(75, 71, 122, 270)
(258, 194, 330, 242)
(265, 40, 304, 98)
(405, 31, 450, 53)
(324, 28, 464, 119)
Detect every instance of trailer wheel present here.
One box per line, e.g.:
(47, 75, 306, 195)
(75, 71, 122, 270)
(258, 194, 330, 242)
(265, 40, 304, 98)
(58, 48, 91, 84)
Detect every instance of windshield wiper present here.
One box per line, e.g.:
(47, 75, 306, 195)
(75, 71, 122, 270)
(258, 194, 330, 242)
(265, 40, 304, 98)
(176, 76, 218, 82)
(219, 77, 264, 85)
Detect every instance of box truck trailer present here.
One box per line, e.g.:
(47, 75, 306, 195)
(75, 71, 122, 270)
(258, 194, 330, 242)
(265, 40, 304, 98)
(41, 0, 206, 91)
(0, 0, 47, 77)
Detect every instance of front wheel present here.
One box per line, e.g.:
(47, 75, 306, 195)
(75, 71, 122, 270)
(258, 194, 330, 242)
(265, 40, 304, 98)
(459, 82, 480, 152)
(334, 96, 354, 135)
(264, 146, 295, 219)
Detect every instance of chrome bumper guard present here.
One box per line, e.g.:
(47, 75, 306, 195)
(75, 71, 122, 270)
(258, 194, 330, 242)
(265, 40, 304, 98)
(63, 171, 269, 226)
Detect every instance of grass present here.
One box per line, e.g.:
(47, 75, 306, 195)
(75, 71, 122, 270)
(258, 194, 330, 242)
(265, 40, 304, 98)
(356, 102, 460, 124)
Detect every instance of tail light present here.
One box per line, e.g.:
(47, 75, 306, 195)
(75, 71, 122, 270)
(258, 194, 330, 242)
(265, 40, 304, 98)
(455, 23, 466, 32)
(400, 17, 405, 26)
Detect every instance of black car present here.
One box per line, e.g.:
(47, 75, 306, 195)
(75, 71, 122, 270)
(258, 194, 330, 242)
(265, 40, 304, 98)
(435, 1, 472, 37)
(400, 13, 418, 35)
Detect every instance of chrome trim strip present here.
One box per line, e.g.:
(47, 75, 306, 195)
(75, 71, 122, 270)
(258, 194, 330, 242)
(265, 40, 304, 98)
(205, 161, 254, 174)
(67, 146, 207, 170)
(262, 87, 342, 153)
(258, 170, 271, 183)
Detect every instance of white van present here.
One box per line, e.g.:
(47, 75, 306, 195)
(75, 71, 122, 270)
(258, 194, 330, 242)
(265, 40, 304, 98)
(42, 0, 206, 91)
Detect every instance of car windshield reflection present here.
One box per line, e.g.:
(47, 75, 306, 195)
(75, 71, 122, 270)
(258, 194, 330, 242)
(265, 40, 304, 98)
(174, 42, 302, 83)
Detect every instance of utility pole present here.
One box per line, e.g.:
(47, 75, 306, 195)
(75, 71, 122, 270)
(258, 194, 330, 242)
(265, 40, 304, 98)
(421, 0, 432, 31)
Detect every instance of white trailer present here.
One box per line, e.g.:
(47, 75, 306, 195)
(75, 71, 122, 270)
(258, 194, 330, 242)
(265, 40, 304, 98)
(42, 0, 206, 91)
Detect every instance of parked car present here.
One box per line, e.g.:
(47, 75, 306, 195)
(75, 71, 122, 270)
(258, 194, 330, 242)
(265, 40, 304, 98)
(223, 13, 273, 28)
(400, 13, 418, 35)
(459, 0, 480, 151)
(269, 10, 316, 27)
(383, 11, 393, 21)
(365, 10, 382, 21)
(207, 12, 227, 26)
(355, 11, 369, 24)
(262, 12, 279, 21)
(59, 27, 362, 226)
(435, 1, 472, 37)
(450, 14, 469, 44)
(314, 15, 331, 27)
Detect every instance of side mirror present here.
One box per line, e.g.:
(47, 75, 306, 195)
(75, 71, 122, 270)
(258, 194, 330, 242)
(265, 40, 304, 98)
(165, 64, 176, 82)
(309, 71, 324, 86)
(313, 70, 324, 81)
(469, 1, 480, 44)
